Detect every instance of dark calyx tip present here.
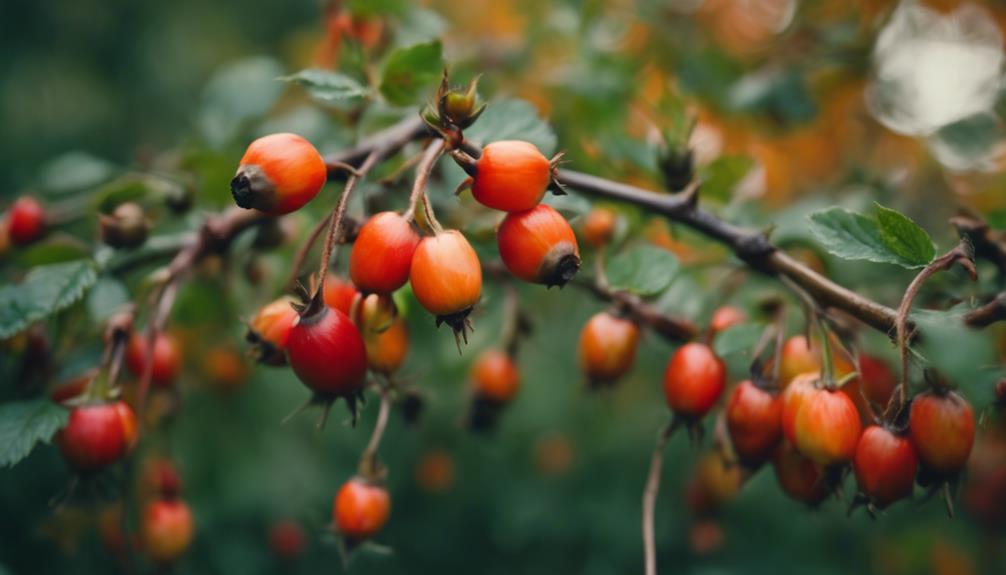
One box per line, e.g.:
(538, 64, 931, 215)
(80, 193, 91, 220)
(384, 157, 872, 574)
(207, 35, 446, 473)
(544, 253, 581, 288)
(230, 174, 254, 209)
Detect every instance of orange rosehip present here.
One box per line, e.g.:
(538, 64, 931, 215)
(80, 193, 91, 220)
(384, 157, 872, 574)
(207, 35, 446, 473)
(125, 332, 182, 388)
(578, 311, 639, 387)
(231, 133, 327, 215)
(409, 230, 482, 332)
(663, 343, 726, 420)
(323, 274, 359, 316)
(247, 297, 298, 365)
(794, 387, 862, 465)
(334, 478, 390, 542)
(470, 349, 520, 404)
(581, 207, 617, 248)
(472, 140, 552, 212)
(141, 498, 194, 564)
(497, 204, 580, 287)
(350, 211, 420, 294)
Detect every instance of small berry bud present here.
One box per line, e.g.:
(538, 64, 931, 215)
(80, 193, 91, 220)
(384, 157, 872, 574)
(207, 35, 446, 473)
(100, 202, 149, 249)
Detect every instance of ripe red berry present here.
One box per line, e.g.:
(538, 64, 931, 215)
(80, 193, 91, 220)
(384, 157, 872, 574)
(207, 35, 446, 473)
(497, 204, 580, 287)
(322, 275, 359, 316)
(231, 133, 327, 215)
(470, 349, 520, 404)
(6, 196, 46, 246)
(772, 440, 831, 505)
(780, 372, 819, 444)
(853, 425, 917, 508)
(472, 140, 552, 212)
(269, 520, 306, 560)
(909, 390, 975, 475)
(725, 380, 783, 466)
(126, 332, 181, 388)
(581, 207, 617, 249)
(286, 306, 367, 403)
(247, 297, 299, 365)
(794, 387, 862, 465)
(856, 354, 897, 407)
(334, 478, 390, 542)
(350, 211, 420, 294)
(57, 401, 138, 472)
(577, 312, 639, 387)
(709, 306, 746, 336)
(409, 230, 482, 333)
(778, 335, 820, 388)
(141, 498, 194, 564)
(663, 343, 726, 420)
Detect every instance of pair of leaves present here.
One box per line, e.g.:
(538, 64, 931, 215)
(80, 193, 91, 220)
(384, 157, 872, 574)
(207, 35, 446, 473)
(808, 203, 935, 269)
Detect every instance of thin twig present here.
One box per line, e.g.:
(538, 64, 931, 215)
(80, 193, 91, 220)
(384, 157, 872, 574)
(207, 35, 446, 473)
(964, 292, 1006, 328)
(316, 151, 380, 292)
(360, 388, 392, 476)
(405, 140, 446, 223)
(284, 213, 332, 291)
(643, 420, 678, 575)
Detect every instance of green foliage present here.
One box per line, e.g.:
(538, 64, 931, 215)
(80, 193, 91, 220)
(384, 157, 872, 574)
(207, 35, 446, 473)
(198, 57, 285, 148)
(0, 260, 97, 339)
(379, 41, 444, 106)
(280, 69, 371, 103)
(700, 155, 754, 203)
(464, 99, 558, 156)
(809, 204, 934, 269)
(605, 244, 679, 296)
(0, 399, 68, 468)
(713, 323, 762, 358)
(37, 152, 117, 196)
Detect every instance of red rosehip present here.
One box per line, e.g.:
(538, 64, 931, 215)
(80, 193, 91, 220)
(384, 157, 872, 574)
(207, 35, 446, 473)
(323, 274, 360, 316)
(853, 425, 917, 508)
(247, 297, 299, 365)
(269, 520, 306, 560)
(409, 230, 482, 332)
(334, 478, 390, 542)
(909, 390, 975, 475)
(581, 207, 617, 249)
(772, 440, 830, 505)
(577, 311, 639, 387)
(141, 498, 194, 564)
(663, 342, 726, 420)
(231, 133, 327, 215)
(780, 372, 819, 444)
(350, 211, 420, 294)
(856, 354, 897, 407)
(6, 196, 46, 246)
(470, 349, 520, 404)
(725, 380, 783, 466)
(286, 306, 367, 401)
(125, 332, 181, 388)
(497, 204, 580, 287)
(709, 306, 746, 336)
(472, 140, 551, 212)
(794, 387, 862, 465)
(57, 401, 138, 472)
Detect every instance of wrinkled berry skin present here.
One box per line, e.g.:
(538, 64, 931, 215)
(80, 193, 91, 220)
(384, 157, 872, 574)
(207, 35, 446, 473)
(909, 390, 975, 475)
(334, 478, 390, 541)
(663, 343, 726, 420)
(286, 307, 367, 398)
(231, 133, 327, 215)
(350, 212, 420, 294)
(472, 140, 551, 212)
(497, 204, 580, 287)
(57, 401, 138, 472)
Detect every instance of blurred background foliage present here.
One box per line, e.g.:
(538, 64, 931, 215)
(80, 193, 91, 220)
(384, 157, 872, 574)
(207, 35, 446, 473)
(2, 0, 1006, 574)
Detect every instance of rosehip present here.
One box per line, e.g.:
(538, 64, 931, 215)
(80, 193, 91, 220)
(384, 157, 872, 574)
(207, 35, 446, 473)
(354, 293, 409, 375)
(125, 332, 181, 388)
(231, 133, 326, 215)
(472, 140, 552, 212)
(497, 204, 580, 287)
(663, 342, 726, 420)
(286, 305, 367, 409)
(409, 230, 482, 334)
(334, 478, 390, 542)
(909, 390, 975, 476)
(780, 372, 819, 444)
(57, 401, 138, 472)
(772, 440, 830, 505)
(725, 380, 783, 466)
(269, 520, 306, 560)
(202, 346, 248, 392)
(709, 306, 746, 336)
(350, 211, 420, 294)
(323, 274, 359, 316)
(99, 202, 149, 249)
(856, 354, 897, 407)
(415, 449, 456, 493)
(6, 196, 46, 246)
(853, 425, 917, 508)
(470, 349, 520, 404)
(778, 336, 820, 388)
(141, 498, 194, 564)
(581, 207, 617, 249)
(577, 311, 639, 387)
(794, 387, 862, 465)
(247, 297, 298, 365)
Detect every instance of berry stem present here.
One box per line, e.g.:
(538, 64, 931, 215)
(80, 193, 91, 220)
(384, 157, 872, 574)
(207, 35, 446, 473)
(285, 212, 332, 292)
(642, 419, 679, 575)
(360, 387, 392, 476)
(405, 139, 445, 226)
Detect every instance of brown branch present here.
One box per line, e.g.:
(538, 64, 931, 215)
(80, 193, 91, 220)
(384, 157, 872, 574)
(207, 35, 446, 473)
(325, 115, 429, 174)
(359, 388, 392, 478)
(964, 292, 1006, 327)
(316, 150, 380, 290)
(405, 140, 446, 224)
(951, 215, 1006, 277)
(578, 279, 697, 342)
(642, 420, 678, 575)
(284, 213, 332, 291)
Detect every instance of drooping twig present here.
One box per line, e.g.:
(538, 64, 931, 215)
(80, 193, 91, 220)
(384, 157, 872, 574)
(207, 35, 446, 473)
(284, 213, 332, 291)
(316, 151, 381, 292)
(405, 140, 446, 225)
(642, 420, 679, 575)
(359, 387, 392, 476)
(963, 292, 1006, 328)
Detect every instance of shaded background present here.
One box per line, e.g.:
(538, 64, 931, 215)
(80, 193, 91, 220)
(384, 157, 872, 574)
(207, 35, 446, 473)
(2, 0, 1006, 574)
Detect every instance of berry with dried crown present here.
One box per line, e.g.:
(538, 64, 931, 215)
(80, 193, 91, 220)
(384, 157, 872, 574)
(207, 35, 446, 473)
(497, 204, 580, 287)
(230, 133, 327, 215)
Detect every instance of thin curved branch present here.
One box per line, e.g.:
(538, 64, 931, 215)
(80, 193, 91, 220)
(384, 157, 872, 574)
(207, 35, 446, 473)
(964, 292, 1006, 328)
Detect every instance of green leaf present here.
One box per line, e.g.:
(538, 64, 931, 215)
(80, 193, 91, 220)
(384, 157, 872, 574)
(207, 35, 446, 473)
(712, 324, 762, 357)
(914, 307, 998, 407)
(0, 260, 98, 339)
(280, 69, 371, 103)
(87, 277, 130, 322)
(874, 203, 935, 268)
(699, 155, 754, 203)
(13, 240, 91, 267)
(199, 57, 285, 148)
(0, 399, 68, 468)
(463, 99, 558, 156)
(38, 151, 117, 196)
(605, 244, 679, 296)
(808, 207, 932, 269)
(379, 40, 443, 107)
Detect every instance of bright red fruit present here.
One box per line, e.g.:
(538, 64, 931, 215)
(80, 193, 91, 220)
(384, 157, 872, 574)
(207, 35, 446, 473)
(472, 140, 551, 212)
(286, 306, 367, 400)
(794, 387, 862, 465)
(909, 390, 975, 475)
(231, 133, 327, 215)
(125, 332, 181, 388)
(350, 212, 420, 294)
(334, 478, 390, 541)
(663, 343, 726, 420)
(773, 440, 830, 505)
(709, 306, 746, 336)
(780, 372, 819, 444)
(6, 196, 46, 246)
(141, 499, 194, 564)
(497, 204, 580, 287)
(323, 274, 359, 316)
(409, 230, 482, 330)
(857, 354, 897, 407)
(577, 312, 639, 387)
(57, 401, 138, 472)
(725, 380, 783, 466)
(853, 426, 917, 508)
(471, 349, 520, 403)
